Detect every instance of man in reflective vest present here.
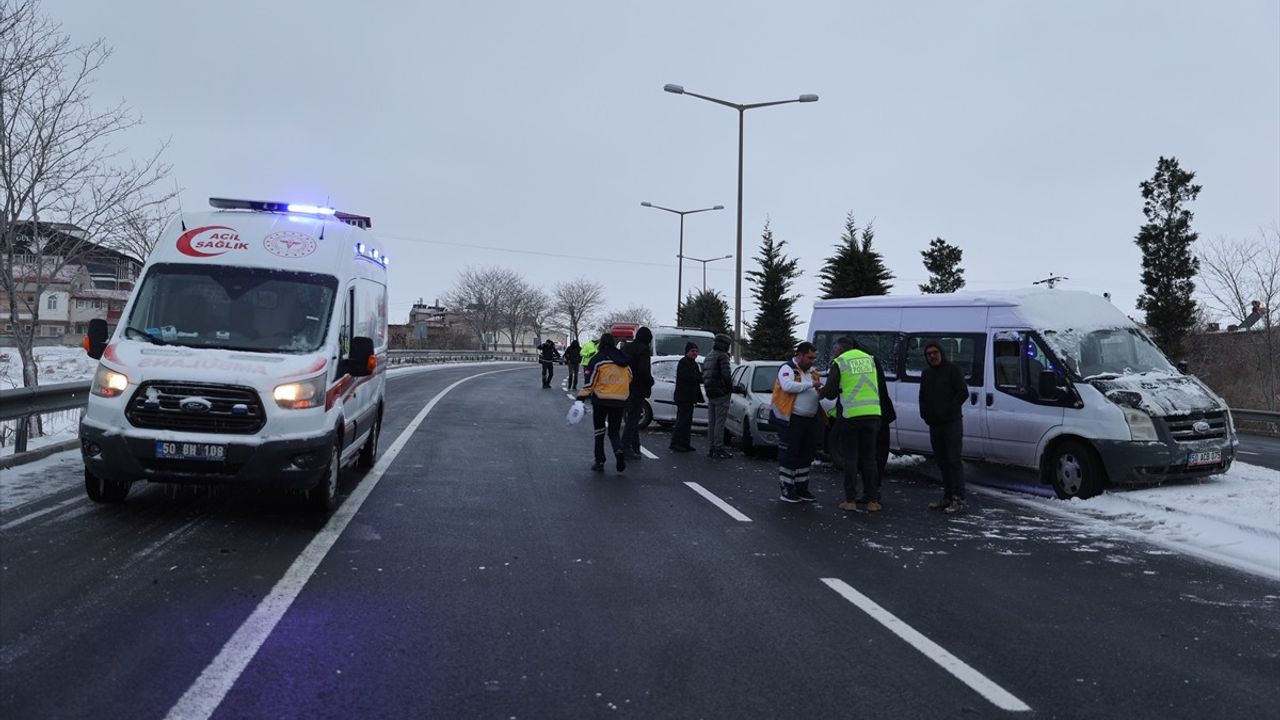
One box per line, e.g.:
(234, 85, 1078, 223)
(821, 336, 884, 512)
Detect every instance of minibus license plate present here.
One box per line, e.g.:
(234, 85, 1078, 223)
(1186, 449, 1221, 467)
(155, 441, 226, 462)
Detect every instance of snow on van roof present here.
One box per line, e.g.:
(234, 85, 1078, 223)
(814, 288, 1132, 332)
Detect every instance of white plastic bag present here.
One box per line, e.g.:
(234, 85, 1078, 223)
(566, 400, 586, 425)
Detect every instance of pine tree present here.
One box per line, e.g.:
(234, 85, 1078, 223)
(745, 220, 802, 360)
(919, 237, 966, 293)
(677, 289, 730, 334)
(818, 212, 894, 299)
(1135, 156, 1201, 356)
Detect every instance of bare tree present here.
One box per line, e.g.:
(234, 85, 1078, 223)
(1, 0, 174, 390)
(444, 266, 516, 351)
(596, 305, 658, 336)
(552, 278, 604, 342)
(104, 194, 178, 263)
(496, 274, 537, 352)
(524, 287, 555, 342)
(1196, 226, 1279, 409)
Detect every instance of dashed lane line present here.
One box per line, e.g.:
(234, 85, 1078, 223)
(1, 496, 82, 532)
(163, 366, 527, 720)
(640, 446, 659, 460)
(684, 482, 752, 523)
(821, 578, 1032, 713)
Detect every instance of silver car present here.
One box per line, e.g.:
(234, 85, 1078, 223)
(725, 361, 784, 455)
(638, 354, 708, 429)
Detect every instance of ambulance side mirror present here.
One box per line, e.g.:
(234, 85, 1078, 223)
(84, 318, 109, 360)
(347, 336, 375, 377)
(1038, 370, 1064, 400)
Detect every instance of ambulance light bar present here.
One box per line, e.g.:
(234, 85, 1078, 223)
(209, 197, 372, 228)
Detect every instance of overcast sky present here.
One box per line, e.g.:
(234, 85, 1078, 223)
(48, 0, 1280, 337)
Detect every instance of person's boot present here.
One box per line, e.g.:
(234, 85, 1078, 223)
(616, 453, 626, 472)
(794, 481, 816, 502)
(779, 483, 800, 503)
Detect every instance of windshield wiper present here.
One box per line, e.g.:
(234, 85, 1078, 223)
(124, 326, 167, 345)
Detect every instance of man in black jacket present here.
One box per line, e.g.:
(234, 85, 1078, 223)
(620, 326, 655, 458)
(539, 340, 560, 388)
(919, 341, 969, 513)
(670, 342, 704, 452)
(702, 333, 734, 459)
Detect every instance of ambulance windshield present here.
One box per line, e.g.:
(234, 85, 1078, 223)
(126, 263, 338, 353)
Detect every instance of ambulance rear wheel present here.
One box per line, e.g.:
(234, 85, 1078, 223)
(358, 410, 381, 470)
(84, 469, 130, 503)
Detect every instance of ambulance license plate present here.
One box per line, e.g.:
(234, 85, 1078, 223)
(1186, 449, 1221, 467)
(155, 441, 226, 462)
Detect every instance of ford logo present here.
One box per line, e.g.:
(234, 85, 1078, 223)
(1193, 420, 1210, 434)
(180, 397, 213, 413)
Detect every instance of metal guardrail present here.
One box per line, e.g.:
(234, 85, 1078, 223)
(1232, 409, 1280, 425)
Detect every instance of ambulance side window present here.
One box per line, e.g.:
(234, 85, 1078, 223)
(337, 288, 352, 376)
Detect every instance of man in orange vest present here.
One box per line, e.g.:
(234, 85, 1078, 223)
(771, 341, 823, 503)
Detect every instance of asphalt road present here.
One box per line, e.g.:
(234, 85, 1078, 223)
(2, 364, 1278, 720)
(1237, 433, 1280, 472)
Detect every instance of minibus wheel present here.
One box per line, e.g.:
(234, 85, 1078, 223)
(1048, 440, 1104, 499)
(638, 401, 653, 430)
(84, 469, 130, 503)
(308, 440, 341, 512)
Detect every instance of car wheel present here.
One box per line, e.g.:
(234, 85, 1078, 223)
(309, 440, 341, 512)
(638, 401, 653, 430)
(84, 468, 130, 503)
(741, 424, 757, 457)
(1048, 440, 1105, 499)
(357, 410, 381, 470)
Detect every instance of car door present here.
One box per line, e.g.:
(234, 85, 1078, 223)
(649, 359, 678, 423)
(984, 330, 1066, 468)
(726, 365, 749, 436)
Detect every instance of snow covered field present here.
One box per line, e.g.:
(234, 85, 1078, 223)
(0, 346, 97, 456)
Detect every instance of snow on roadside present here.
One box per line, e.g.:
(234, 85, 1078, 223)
(973, 462, 1280, 581)
(0, 449, 83, 513)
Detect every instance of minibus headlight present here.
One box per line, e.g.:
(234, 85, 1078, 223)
(1120, 406, 1159, 442)
(91, 365, 130, 398)
(273, 374, 326, 410)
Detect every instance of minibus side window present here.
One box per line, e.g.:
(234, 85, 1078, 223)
(902, 334, 985, 386)
(813, 330, 899, 380)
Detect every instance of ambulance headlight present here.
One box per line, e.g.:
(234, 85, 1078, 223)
(1121, 406, 1159, 442)
(91, 366, 130, 398)
(273, 374, 326, 410)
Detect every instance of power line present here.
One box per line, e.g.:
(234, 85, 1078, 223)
(379, 232, 722, 271)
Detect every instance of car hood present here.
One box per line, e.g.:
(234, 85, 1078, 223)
(1090, 372, 1226, 417)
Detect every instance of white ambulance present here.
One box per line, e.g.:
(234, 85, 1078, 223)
(808, 289, 1238, 499)
(79, 198, 388, 511)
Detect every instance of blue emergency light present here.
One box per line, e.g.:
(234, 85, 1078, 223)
(209, 197, 372, 228)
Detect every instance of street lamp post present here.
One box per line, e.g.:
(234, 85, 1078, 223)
(640, 201, 723, 320)
(683, 254, 733, 292)
(663, 83, 818, 361)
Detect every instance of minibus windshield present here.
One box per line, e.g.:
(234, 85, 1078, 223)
(1047, 327, 1177, 379)
(125, 263, 338, 354)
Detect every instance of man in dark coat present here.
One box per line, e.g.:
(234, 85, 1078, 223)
(670, 341, 704, 452)
(701, 333, 735, 459)
(539, 340, 560, 388)
(620, 326, 655, 458)
(563, 340, 582, 390)
(919, 341, 969, 513)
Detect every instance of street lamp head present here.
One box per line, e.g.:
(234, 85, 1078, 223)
(640, 202, 652, 207)
(664, 83, 685, 94)
(713, 205, 724, 210)
(798, 94, 819, 103)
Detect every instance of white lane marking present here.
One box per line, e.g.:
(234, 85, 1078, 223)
(164, 366, 526, 720)
(121, 517, 206, 572)
(0, 496, 82, 531)
(565, 393, 576, 401)
(640, 446, 659, 460)
(1238, 451, 1260, 456)
(684, 482, 752, 523)
(820, 578, 1031, 713)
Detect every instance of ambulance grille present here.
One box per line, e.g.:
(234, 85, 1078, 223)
(125, 382, 266, 434)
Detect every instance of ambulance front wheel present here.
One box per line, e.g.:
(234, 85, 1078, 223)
(84, 468, 130, 503)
